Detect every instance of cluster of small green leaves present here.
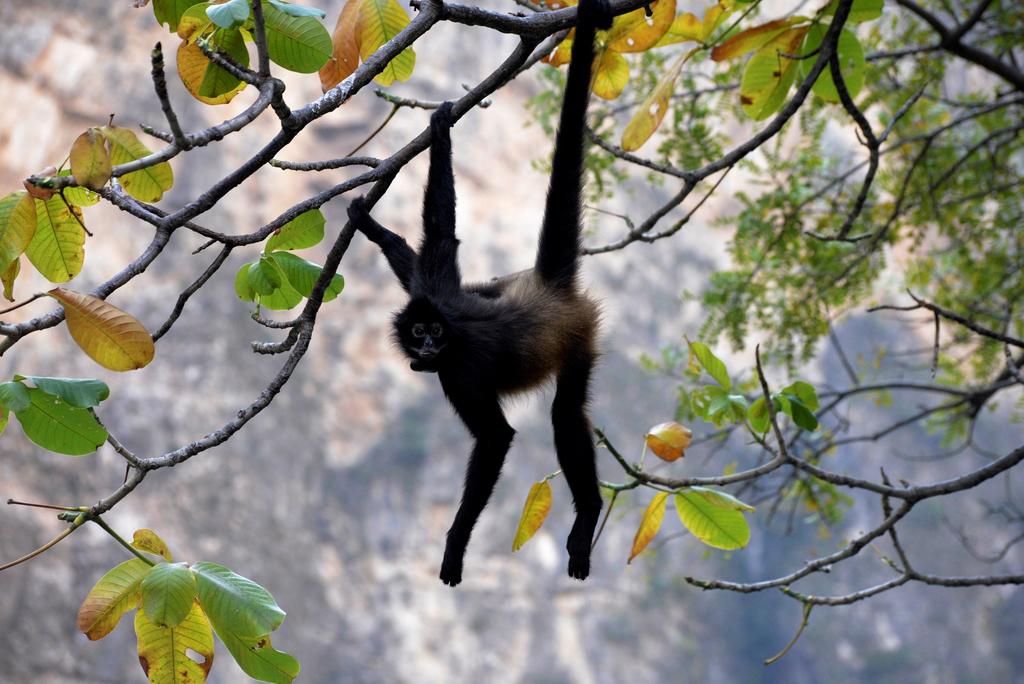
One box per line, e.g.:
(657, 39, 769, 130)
(78, 529, 299, 684)
(234, 209, 345, 310)
(154, 0, 332, 103)
(0, 376, 109, 455)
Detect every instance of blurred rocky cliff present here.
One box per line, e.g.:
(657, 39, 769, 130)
(0, 2, 1021, 683)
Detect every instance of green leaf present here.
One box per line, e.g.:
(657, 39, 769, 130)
(739, 28, 806, 120)
(235, 262, 257, 301)
(268, 251, 344, 301)
(800, 25, 865, 103)
(0, 192, 38, 270)
(56, 170, 100, 207)
(207, 0, 251, 28)
(77, 558, 151, 641)
(153, 0, 197, 31)
(218, 631, 300, 684)
(688, 341, 731, 389)
(26, 196, 85, 283)
(14, 387, 107, 455)
(265, 209, 325, 252)
(134, 601, 214, 683)
(0, 405, 7, 436)
(782, 380, 820, 410)
(13, 376, 109, 408)
(192, 562, 286, 638)
(822, 0, 884, 23)
(675, 489, 751, 550)
(263, 2, 332, 73)
(141, 562, 197, 628)
(747, 396, 770, 433)
(0, 380, 31, 412)
(686, 486, 756, 512)
(101, 126, 175, 203)
(781, 393, 819, 430)
(249, 256, 284, 295)
(268, 0, 327, 19)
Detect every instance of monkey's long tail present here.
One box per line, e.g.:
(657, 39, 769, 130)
(534, 0, 611, 290)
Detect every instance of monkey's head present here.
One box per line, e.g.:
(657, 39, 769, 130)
(394, 297, 451, 368)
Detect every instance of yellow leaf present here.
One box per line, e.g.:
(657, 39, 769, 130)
(591, 47, 629, 100)
(608, 0, 676, 53)
(512, 480, 553, 551)
(628, 492, 668, 563)
(48, 288, 155, 371)
(70, 128, 112, 191)
(701, 1, 733, 40)
(77, 559, 150, 641)
(135, 602, 214, 683)
(1, 258, 19, 301)
(739, 27, 808, 120)
(132, 529, 173, 562)
(711, 17, 807, 61)
(353, 0, 416, 86)
(319, 0, 362, 91)
(620, 50, 689, 151)
(655, 11, 702, 46)
(26, 196, 85, 283)
(645, 420, 693, 462)
(176, 40, 248, 105)
(542, 33, 575, 67)
(0, 192, 38, 270)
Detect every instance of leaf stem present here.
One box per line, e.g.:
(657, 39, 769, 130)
(91, 516, 157, 566)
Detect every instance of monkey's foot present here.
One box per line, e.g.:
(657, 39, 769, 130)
(579, 0, 614, 30)
(439, 554, 463, 587)
(567, 553, 591, 581)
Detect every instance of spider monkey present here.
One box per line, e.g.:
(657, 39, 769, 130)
(347, 0, 614, 586)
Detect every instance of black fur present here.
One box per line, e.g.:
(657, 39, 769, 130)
(348, 0, 613, 587)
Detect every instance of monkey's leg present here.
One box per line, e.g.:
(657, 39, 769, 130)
(440, 388, 515, 587)
(347, 198, 417, 292)
(552, 351, 603, 581)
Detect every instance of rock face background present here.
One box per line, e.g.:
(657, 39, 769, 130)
(0, 2, 1021, 683)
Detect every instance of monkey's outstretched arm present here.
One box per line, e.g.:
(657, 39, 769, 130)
(413, 102, 462, 297)
(348, 197, 418, 293)
(534, 0, 613, 289)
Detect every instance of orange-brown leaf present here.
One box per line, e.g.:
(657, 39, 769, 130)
(48, 288, 155, 371)
(319, 0, 361, 91)
(645, 421, 693, 462)
(512, 480, 553, 551)
(711, 17, 807, 61)
(542, 33, 575, 66)
(77, 559, 150, 640)
(628, 492, 668, 563)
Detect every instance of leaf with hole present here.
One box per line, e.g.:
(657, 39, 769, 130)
(512, 480, 552, 551)
(48, 288, 155, 371)
(134, 601, 214, 683)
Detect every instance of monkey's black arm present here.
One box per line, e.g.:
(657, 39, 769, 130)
(348, 198, 417, 293)
(413, 102, 462, 297)
(534, 0, 612, 289)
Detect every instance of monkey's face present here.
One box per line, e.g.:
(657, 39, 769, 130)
(395, 298, 450, 365)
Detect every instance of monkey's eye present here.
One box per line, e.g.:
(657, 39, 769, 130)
(412, 324, 426, 338)
(430, 323, 443, 337)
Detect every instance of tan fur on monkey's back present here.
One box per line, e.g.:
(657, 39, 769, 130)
(468, 270, 600, 396)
